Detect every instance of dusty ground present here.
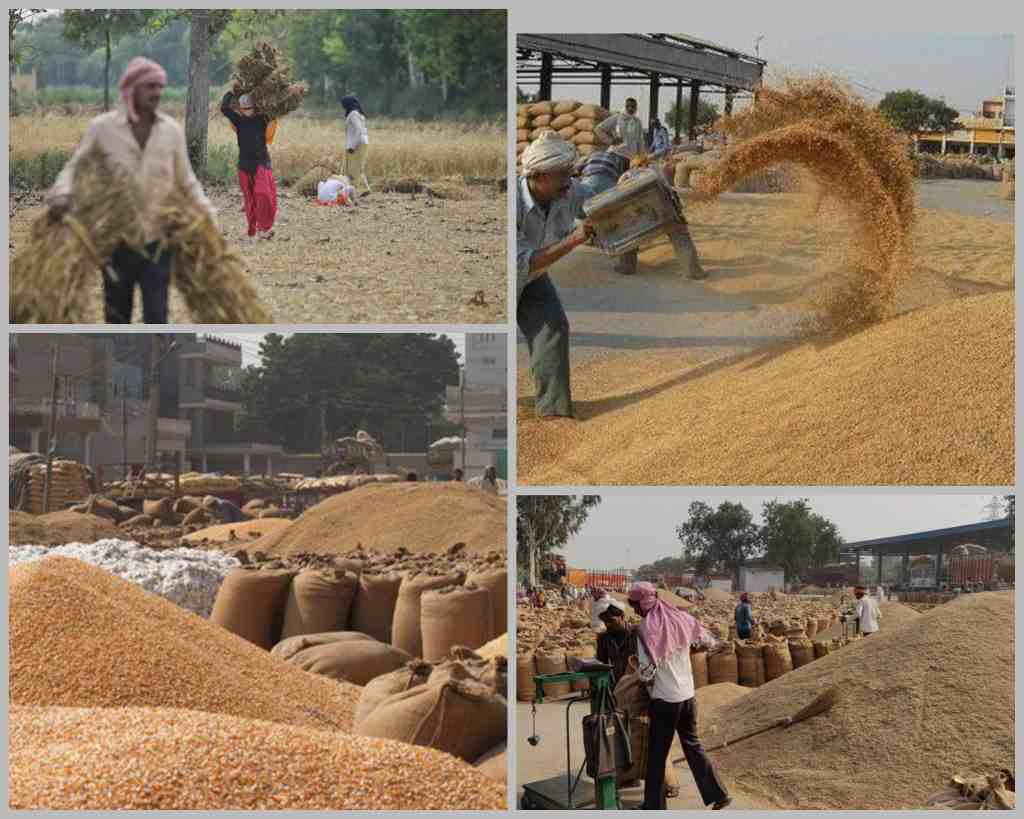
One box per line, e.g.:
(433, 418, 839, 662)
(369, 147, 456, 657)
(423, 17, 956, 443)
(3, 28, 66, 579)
(9, 182, 506, 324)
(518, 181, 1014, 485)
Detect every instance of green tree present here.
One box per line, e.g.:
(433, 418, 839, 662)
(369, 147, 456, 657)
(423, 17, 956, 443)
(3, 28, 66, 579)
(676, 500, 761, 586)
(878, 89, 961, 133)
(634, 555, 695, 581)
(62, 10, 153, 111)
(517, 495, 601, 587)
(666, 96, 720, 135)
(761, 499, 844, 582)
(810, 513, 843, 569)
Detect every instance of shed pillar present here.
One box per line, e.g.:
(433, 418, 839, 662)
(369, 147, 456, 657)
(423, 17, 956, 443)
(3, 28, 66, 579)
(539, 53, 553, 101)
(688, 80, 701, 141)
(648, 71, 660, 124)
(600, 64, 612, 110)
(674, 79, 683, 143)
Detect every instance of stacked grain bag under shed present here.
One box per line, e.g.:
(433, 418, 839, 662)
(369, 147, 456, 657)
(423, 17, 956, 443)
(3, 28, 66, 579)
(24, 459, 92, 514)
(517, 100, 613, 172)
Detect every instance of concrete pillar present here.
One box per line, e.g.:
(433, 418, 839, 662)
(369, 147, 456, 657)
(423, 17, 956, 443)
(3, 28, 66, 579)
(267, 455, 274, 476)
(688, 80, 701, 141)
(243, 453, 251, 476)
(539, 53, 553, 100)
(201, 454, 208, 472)
(30, 428, 42, 453)
(83, 432, 92, 468)
(674, 80, 683, 143)
(600, 64, 612, 111)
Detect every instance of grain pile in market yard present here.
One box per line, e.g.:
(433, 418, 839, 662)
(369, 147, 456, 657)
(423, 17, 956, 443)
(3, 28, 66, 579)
(10, 557, 361, 732)
(876, 600, 922, 630)
(250, 483, 507, 556)
(519, 291, 1013, 486)
(9, 509, 119, 546)
(10, 706, 506, 810)
(702, 593, 1013, 810)
(183, 517, 292, 545)
(693, 77, 916, 334)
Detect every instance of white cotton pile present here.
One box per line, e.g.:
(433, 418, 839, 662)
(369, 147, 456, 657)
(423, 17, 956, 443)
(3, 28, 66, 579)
(8, 540, 239, 618)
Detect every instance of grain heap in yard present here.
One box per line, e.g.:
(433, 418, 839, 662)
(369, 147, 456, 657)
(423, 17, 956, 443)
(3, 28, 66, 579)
(249, 482, 507, 556)
(516, 100, 613, 171)
(10, 706, 506, 810)
(10, 557, 361, 732)
(9, 509, 119, 546)
(701, 593, 1014, 809)
(183, 517, 292, 545)
(519, 290, 1013, 485)
(693, 77, 916, 333)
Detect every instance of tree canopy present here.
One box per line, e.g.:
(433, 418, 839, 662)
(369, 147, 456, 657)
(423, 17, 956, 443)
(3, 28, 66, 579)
(517, 495, 601, 582)
(877, 89, 962, 133)
(666, 96, 720, 133)
(676, 500, 762, 584)
(761, 498, 843, 583)
(236, 333, 460, 454)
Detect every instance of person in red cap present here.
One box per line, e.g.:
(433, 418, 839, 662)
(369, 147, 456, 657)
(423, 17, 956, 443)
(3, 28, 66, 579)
(46, 57, 214, 323)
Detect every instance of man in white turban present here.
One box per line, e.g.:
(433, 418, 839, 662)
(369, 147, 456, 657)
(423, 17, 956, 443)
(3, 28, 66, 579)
(517, 132, 595, 418)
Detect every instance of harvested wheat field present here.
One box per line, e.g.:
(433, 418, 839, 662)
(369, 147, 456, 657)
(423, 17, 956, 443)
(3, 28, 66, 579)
(699, 593, 1013, 809)
(10, 706, 506, 810)
(9, 509, 119, 546)
(10, 557, 361, 732)
(519, 291, 1012, 485)
(183, 517, 292, 546)
(9, 186, 505, 324)
(248, 482, 507, 556)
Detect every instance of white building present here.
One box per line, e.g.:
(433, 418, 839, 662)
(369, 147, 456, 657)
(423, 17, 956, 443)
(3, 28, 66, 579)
(738, 566, 786, 594)
(445, 333, 508, 478)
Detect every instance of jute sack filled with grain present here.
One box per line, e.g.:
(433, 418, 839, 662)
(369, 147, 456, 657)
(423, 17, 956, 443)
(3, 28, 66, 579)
(516, 114, 529, 129)
(618, 714, 650, 784)
(517, 128, 530, 142)
(763, 638, 793, 681)
(817, 616, 830, 633)
(788, 637, 815, 669)
(474, 742, 507, 783)
(476, 632, 508, 660)
(285, 635, 414, 686)
(558, 126, 578, 140)
(349, 572, 403, 645)
(182, 508, 213, 527)
(517, 141, 528, 156)
(691, 646, 710, 689)
(553, 99, 581, 115)
(392, 570, 465, 657)
(467, 567, 507, 639)
(528, 101, 555, 116)
(736, 642, 765, 688)
(805, 618, 818, 639)
(356, 679, 506, 763)
(143, 497, 175, 524)
(614, 672, 650, 717)
(279, 569, 358, 641)
(531, 126, 554, 140)
(421, 584, 493, 662)
(565, 648, 589, 692)
(354, 660, 433, 729)
(271, 629, 374, 662)
(516, 652, 537, 701)
(813, 640, 833, 659)
(572, 131, 599, 146)
(210, 568, 296, 649)
(122, 513, 153, 527)
(708, 643, 739, 685)
(534, 648, 572, 699)
(173, 496, 201, 515)
(532, 113, 553, 127)
(576, 103, 610, 120)
(550, 113, 577, 130)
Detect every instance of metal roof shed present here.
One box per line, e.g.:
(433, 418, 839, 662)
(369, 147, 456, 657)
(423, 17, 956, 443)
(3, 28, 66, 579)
(517, 33, 766, 141)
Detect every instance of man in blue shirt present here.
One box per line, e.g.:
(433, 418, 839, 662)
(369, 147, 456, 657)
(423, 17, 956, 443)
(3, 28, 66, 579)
(734, 592, 756, 640)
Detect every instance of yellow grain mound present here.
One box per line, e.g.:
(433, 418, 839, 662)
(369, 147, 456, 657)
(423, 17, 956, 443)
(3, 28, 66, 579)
(519, 291, 1013, 485)
(11, 706, 506, 810)
(10, 557, 361, 732)
(182, 517, 292, 545)
(251, 482, 507, 556)
(9, 509, 120, 546)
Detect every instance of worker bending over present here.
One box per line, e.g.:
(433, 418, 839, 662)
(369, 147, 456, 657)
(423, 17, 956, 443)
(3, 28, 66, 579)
(627, 582, 731, 810)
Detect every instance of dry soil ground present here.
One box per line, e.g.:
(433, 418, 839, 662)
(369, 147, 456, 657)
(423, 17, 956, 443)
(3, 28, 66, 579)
(517, 181, 1014, 485)
(9, 183, 505, 324)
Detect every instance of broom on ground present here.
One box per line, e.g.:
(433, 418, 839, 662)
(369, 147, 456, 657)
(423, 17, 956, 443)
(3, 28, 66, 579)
(672, 686, 840, 764)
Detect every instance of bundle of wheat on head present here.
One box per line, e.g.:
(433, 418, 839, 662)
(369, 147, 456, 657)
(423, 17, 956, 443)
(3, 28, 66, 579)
(230, 41, 307, 121)
(10, 144, 272, 325)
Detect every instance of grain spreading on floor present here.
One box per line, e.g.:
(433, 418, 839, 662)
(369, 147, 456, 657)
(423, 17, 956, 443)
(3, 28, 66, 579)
(519, 291, 1013, 485)
(250, 482, 507, 556)
(10, 706, 506, 810)
(699, 593, 1013, 810)
(183, 517, 292, 545)
(10, 557, 361, 732)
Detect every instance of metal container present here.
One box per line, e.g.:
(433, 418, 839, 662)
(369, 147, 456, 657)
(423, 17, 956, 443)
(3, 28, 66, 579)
(583, 168, 682, 255)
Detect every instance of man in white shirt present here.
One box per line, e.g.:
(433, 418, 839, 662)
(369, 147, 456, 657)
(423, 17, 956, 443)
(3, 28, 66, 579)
(627, 582, 730, 810)
(854, 585, 881, 635)
(46, 57, 214, 323)
(595, 97, 646, 156)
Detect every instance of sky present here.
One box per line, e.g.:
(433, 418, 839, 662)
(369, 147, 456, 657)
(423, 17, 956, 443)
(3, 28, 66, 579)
(215, 332, 465, 367)
(556, 493, 1007, 570)
(518, 29, 1013, 120)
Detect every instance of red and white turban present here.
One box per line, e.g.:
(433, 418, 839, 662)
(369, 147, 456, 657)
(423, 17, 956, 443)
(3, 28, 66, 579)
(119, 57, 167, 123)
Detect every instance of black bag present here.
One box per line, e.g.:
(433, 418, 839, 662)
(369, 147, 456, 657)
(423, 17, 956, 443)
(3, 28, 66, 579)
(582, 685, 632, 779)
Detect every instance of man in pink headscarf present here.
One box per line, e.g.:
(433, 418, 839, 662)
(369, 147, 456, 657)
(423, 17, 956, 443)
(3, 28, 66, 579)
(627, 581, 731, 810)
(46, 57, 213, 323)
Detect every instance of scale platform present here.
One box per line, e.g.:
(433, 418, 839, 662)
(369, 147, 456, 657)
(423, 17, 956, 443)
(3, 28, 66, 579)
(521, 774, 597, 810)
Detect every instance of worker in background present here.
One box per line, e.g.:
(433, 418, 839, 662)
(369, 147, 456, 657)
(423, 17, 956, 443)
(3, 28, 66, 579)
(627, 582, 731, 811)
(341, 95, 371, 196)
(481, 465, 499, 493)
(595, 97, 645, 157)
(734, 592, 756, 640)
(595, 598, 636, 684)
(854, 585, 882, 636)
(46, 57, 214, 323)
(648, 117, 671, 158)
(590, 585, 613, 633)
(517, 133, 595, 419)
(221, 89, 278, 240)
(203, 495, 244, 523)
(452, 468, 464, 482)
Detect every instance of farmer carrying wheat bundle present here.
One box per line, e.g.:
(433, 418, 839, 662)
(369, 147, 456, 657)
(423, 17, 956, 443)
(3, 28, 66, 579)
(45, 57, 215, 324)
(220, 89, 279, 240)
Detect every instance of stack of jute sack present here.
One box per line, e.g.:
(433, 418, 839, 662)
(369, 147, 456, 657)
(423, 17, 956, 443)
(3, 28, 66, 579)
(26, 460, 93, 514)
(517, 100, 614, 172)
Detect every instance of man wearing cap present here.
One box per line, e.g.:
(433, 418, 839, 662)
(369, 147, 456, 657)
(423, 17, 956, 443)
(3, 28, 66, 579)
(221, 89, 278, 240)
(517, 132, 595, 419)
(595, 598, 636, 684)
(854, 586, 882, 636)
(734, 592, 756, 640)
(46, 57, 214, 323)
